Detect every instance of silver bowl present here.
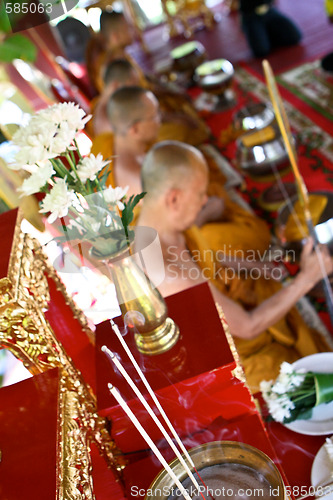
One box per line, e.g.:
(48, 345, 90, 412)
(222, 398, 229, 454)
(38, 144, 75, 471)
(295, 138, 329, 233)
(233, 103, 275, 132)
(194, 59, 234, 93)
(145, 441, 285, 499)
(171, 41, 206, 75)
(236, 128, 292, 178)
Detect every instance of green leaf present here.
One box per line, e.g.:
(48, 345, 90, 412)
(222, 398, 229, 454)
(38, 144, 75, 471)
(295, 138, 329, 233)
(0, 2, 11, 33)
(292, 406, 314, 421)
(121, 192, 146, 234)
(0, 34, 37, 63)
(98, 162, 113, 187)
(314, 373, 333, 405)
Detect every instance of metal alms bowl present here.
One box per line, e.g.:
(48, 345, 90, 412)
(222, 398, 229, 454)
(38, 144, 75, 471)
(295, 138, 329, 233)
(233, 102, 275, 132)
(145, 441, 285, 499)
(171, 41, 206, 75)
(194, 59, 234, 93)
(236, 128, 291, 178)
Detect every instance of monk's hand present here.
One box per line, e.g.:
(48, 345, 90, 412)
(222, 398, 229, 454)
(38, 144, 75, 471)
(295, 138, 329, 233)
(299, 237, 333, 287)
(195, 196, 225, 227)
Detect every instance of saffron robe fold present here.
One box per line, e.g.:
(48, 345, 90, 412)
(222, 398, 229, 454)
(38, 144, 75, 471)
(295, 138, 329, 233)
(87, 50, 209, 146)
(185, 225, 331, 391)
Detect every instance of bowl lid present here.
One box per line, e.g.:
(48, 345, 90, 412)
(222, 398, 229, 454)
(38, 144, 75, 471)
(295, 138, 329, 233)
(171, 41, 203, 59)
(195, 59, 234, 87)
(233, 103, 275, 131)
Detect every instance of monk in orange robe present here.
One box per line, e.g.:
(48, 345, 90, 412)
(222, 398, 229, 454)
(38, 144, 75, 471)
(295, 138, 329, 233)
(136, 141, 333, 391)
(92, 86, 271, 257)
(86, 10, 210, 146)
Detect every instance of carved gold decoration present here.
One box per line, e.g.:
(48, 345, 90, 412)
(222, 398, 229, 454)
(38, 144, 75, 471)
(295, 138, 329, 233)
(216, 302, 259, 415)
(0, 210, 126, 498)
(215, 302, 246, 383)
(161, 0, 215, 38)
(7, 210, 93, 339)
(57, 372, 95, 500)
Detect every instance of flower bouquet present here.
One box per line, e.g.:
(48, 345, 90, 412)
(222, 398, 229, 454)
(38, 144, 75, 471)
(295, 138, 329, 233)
(260, 362, 333, 424)
(9, 102, 144, 257)
(8, 101, 180, 355)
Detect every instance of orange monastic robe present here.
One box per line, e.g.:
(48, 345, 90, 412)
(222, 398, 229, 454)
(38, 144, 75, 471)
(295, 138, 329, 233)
(87, 48, 209, 145)
(92, 129, 271, 259)
(185, 225, 331, 391)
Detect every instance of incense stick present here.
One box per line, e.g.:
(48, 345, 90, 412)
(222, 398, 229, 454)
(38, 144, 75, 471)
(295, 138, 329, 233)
(102, 345, 204, 496)
(110, 320, 196, 463)
(262, 59, 333, 326)
(109, 320, 215, 500)
(109, 384, 193, 500)
(262, 60, 309, 215)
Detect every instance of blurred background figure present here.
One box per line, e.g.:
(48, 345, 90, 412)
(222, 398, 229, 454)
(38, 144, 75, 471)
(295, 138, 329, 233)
(90, 58, 141, 137)
(56, 17, 91, 63)
(237, 0, 302, 58)
(85, 10, 135, 93)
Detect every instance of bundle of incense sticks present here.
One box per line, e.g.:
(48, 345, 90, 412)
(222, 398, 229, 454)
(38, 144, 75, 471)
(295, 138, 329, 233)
(102, 319, 214, 500)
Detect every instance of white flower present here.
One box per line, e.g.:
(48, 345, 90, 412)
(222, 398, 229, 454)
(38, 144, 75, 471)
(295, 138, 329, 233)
(12, 102, 91, 166)
(103, 185, 129, 210)
(46, 102, 91, 132)
(77, 154, 109, 183)
(259, 379, 273, 398)
(290, 371, 306, 388)
(8, 162, 38, 174)
(13, 124, 59, 165)
(261, 361, 309, 424)
(18, 162, 55, 197)
(40, 178, 74, 223)
(272, 382, 290, 395)
(280, 362, 294, 375)
(265, 393, 295, 423)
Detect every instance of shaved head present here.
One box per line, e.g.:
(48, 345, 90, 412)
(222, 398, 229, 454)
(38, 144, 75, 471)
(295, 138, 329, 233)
(142, 141, 208, 199)
(107, 86, 156, 134)
(99, 10, 133, 51)
(103, 58, 138, 86)
(100, 10, 125, 34)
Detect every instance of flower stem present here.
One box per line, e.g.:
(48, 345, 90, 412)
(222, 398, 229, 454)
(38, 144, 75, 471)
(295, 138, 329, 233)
(73, 138, 83, 160)
(50, 158, 71, 179)
(65, 152, 87, 193)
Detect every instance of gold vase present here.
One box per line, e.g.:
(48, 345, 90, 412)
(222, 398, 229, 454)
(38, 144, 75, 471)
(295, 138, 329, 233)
(92, 246, 180, 356)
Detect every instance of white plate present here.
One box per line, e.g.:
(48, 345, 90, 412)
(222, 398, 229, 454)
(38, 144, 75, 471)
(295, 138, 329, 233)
(311, 439, 333, 500)
(283, 353, 333, 436)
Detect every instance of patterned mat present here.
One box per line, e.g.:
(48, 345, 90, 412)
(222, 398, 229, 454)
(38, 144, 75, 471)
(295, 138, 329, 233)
(277, 60, 333, 123)
(203, 65, 333, 332)
(214, 65, 333, 187)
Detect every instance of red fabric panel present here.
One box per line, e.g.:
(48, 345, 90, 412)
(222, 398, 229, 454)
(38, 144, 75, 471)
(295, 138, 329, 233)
(0, 368, 59, 499)
(45, 275, 96, 393)
(90, 443, 126, 500)
(95, 283, 235, 414)
(104, 376, 255, 453)
(0, 208, 18, 278)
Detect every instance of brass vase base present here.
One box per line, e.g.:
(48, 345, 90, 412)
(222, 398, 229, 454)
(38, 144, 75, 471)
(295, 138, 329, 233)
(134, 317, 180, 356)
